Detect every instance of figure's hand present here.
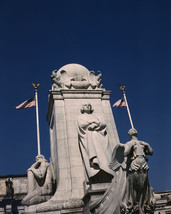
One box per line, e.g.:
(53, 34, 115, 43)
(130, 162, 140, 171)
(142, 163, 149, 170)
(88, 123, 99, 130)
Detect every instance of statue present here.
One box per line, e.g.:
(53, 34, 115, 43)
(22, 155, 55, 206)
(4, 178, 14, 200)
(77, 104, 114, 184)
(92, 128, 155, 214)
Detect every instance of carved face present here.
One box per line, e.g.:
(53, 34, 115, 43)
(82, 104, 92, 113)
(128, 128, 138, 137)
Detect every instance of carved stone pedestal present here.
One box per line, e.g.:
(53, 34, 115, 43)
(24, 200, 84, 213)
(83, 183, 111, 214)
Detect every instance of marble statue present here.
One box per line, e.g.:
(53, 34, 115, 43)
(4, 178, 14, 200)
(77, 104, 114, 184)
(92, 128, 155, 214)
(51, 63, 102, 90)
(22, 155, 55, 206)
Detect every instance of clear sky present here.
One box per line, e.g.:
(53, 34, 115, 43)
(0, 0, 170, 192)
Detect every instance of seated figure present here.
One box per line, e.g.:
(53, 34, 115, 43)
(22, 155, 55, 206)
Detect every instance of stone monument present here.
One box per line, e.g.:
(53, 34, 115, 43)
(21, 63, 155, 214)
(34, 63, 119, 213)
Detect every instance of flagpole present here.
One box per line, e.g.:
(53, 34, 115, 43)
(32, 83, 41, 156)
(119, 85, 134, 129)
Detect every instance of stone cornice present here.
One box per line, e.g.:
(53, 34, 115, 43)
(46, 89, 111, 124)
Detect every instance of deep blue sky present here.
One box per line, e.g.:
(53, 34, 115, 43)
(0, 0, 170, 192)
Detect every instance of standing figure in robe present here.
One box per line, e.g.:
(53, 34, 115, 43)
(77, 103, 114, 184)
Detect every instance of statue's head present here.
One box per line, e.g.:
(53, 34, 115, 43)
(35, 154, 45, 162)
(128, 128, 138, 138)
(81, 104, 94, 114)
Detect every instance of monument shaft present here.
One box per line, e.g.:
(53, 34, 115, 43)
(47, 88, 119, 202)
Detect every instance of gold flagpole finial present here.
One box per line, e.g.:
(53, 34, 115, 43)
(32, 83, 40, 91)
(118, 84, 134, 129)
(119, 84, 126, 94)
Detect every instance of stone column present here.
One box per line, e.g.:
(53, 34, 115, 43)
(47, 88, 119, 202)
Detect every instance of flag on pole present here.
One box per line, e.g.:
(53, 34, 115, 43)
(113, 97, 127, 108)
(15, 97, 36, 109)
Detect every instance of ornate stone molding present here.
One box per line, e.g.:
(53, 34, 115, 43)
(51, 64, 103, 90)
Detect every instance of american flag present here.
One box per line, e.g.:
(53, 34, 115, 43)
(15, 97, 36, 109)
(113, 97, 127, 108)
